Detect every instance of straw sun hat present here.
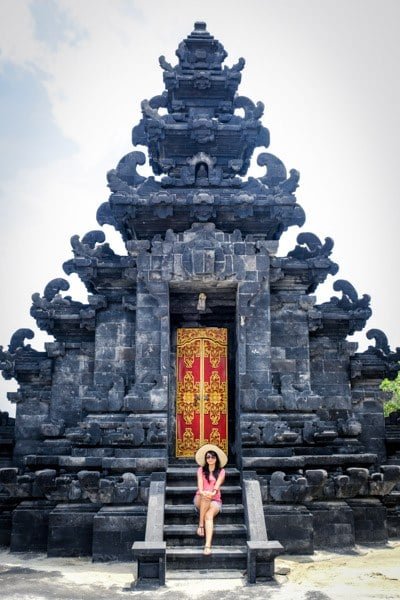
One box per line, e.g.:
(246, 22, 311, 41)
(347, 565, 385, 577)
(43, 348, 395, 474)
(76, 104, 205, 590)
(195, 444, 228, 468)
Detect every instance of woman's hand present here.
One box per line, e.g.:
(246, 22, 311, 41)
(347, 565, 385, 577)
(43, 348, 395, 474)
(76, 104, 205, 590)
(201, 490, 214, 499)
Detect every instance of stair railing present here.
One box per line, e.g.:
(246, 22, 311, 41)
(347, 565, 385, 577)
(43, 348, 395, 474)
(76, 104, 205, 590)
(242, 470, 284, 583)
(132, 472, 166, 587)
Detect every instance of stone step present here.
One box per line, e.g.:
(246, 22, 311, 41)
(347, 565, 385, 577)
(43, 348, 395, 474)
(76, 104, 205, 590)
(164, 503, 244, 524)
(166, 485, 242, 495)
(165, 503, 244, 514)
(166, 545, 247, 570)
(164, 523, 247, 546)
(167, 467, 240, 477)
(166, 467, 240, 487)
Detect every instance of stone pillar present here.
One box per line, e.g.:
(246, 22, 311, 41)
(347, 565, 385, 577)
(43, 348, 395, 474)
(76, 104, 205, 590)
(310, 337, 354, 410)
(238, 278, 273, 395)
(352, 389, 387, 463)
(92, 300, 135, 411)
(13, 394, 50, 461)
(47, 342, 94, 426)
(270, 292, 315, 402)
(135, 282, 168, 384)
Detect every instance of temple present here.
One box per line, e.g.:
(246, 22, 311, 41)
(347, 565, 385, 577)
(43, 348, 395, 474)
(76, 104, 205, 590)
(1, 22, 400, 584)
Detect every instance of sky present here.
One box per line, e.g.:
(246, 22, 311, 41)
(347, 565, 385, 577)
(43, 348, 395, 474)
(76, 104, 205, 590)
(0, 0, 399, 415)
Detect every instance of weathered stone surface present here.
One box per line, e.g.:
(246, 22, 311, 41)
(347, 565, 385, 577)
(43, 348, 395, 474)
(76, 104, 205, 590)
(47, 503, 101, 557)
(11, 501, 56, 552)
(346, 498, 388, 543)
(92, 505, 146, 561)
(264, 505, 313, 554)
(306, 501, 355, 549)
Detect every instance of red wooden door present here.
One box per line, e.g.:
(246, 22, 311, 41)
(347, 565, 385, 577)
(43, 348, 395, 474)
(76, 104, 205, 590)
(176, 328, 228, 457)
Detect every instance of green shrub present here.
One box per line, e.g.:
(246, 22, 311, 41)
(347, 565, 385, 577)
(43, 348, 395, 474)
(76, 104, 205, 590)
(380, 373, 400, 417)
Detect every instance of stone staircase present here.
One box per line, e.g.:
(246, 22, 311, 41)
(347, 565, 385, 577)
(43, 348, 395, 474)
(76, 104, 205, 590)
(164, 466, 248, 571)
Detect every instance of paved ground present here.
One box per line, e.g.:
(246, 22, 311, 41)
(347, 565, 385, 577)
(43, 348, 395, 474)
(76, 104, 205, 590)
(0, 542, 399, 599)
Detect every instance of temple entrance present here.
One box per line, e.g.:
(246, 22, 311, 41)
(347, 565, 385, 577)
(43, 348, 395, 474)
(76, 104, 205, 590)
(175, 327, 228, 457)
(169, 286, 236, 463)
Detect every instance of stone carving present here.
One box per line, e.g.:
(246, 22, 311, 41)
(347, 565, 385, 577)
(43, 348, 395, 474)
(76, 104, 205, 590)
(367, 329, 391, 355)
(262, 421, 299, 445)
(332, 280, 371, 311)
(107, 151, 146, 193)
(8, 328, 34, 353)
(114, 473, 139, 503)
(317, 279, 372, 335)
(337, 417, 362, 437)
(65, 423, 101, 446)
(303, 419, 338, 444)
(241, 421, 261, 445)
(0, 468, 141, 505)
(234, 96, 264, 120)
(40, 421, 65, 438)
(147, 420, 167, 445)
(367, 466, 400, 496)
(365, 329, 400, 362)
(333, 468, 369, 498)
(72, 230, 116, 259)
(43, 278, 70, 302)
(268, 466, 400, 503)
(269, 471, 308, 503)
(0, 329, 36, 381)
(288, 232, 335, 260)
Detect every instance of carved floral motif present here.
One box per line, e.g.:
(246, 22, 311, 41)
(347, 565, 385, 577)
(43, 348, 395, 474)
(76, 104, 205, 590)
(176, 371, 200, 424)
(176, 428, 199, 456)
(204, 372, 227, 425)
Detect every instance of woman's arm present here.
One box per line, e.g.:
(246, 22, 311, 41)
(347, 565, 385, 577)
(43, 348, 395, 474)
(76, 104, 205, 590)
(212, 468, 225, 494)
(197, 467, 204, 495)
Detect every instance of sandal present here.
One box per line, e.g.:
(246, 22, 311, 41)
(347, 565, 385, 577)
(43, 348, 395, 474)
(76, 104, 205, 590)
(203, 545, 212, 556)
(197, 526, 204, 537)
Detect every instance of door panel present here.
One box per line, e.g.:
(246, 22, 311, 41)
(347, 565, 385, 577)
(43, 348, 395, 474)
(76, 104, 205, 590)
(176, 328, 228, 457)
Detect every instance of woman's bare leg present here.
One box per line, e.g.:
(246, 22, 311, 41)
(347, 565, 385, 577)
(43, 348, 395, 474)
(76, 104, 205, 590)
(204, 503, 220, 554)
(195, 495, 211, 536)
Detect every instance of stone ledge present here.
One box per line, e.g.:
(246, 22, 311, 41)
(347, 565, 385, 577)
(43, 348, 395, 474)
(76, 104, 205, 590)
(247, 540, 284, 583)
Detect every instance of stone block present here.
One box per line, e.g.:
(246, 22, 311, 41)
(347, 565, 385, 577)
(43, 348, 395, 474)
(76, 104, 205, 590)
(264, 504, 313, 554)
(132, 541, 166, 587)
(92, 506, 146, 561)
(0, 501, 18, 547)
(306, 501, 355, 549)
(247, 540, 283, 583)
(346, 498, 387, 543)
(48, 503, 101, 557)
(11, 500, 56, 552)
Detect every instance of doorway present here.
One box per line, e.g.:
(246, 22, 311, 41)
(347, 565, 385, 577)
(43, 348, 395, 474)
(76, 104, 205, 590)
(169, 285, 236, 463)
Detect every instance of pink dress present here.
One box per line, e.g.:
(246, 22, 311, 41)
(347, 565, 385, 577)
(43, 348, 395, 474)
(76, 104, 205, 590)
(195, 466, 225, 504)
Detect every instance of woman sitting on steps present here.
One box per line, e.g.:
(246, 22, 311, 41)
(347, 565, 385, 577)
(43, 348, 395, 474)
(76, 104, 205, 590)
(194, 444, 227, 556)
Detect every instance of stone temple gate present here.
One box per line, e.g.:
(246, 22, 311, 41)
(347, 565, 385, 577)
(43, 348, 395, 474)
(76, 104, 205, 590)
(1, 22, 400, 584)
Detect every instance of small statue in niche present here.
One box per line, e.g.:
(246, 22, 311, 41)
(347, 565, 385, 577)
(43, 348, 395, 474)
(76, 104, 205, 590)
(197, 293, 207, 312)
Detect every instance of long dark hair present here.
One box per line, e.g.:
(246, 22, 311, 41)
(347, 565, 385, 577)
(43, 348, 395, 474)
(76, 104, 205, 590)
(202, 451, 221, 483)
